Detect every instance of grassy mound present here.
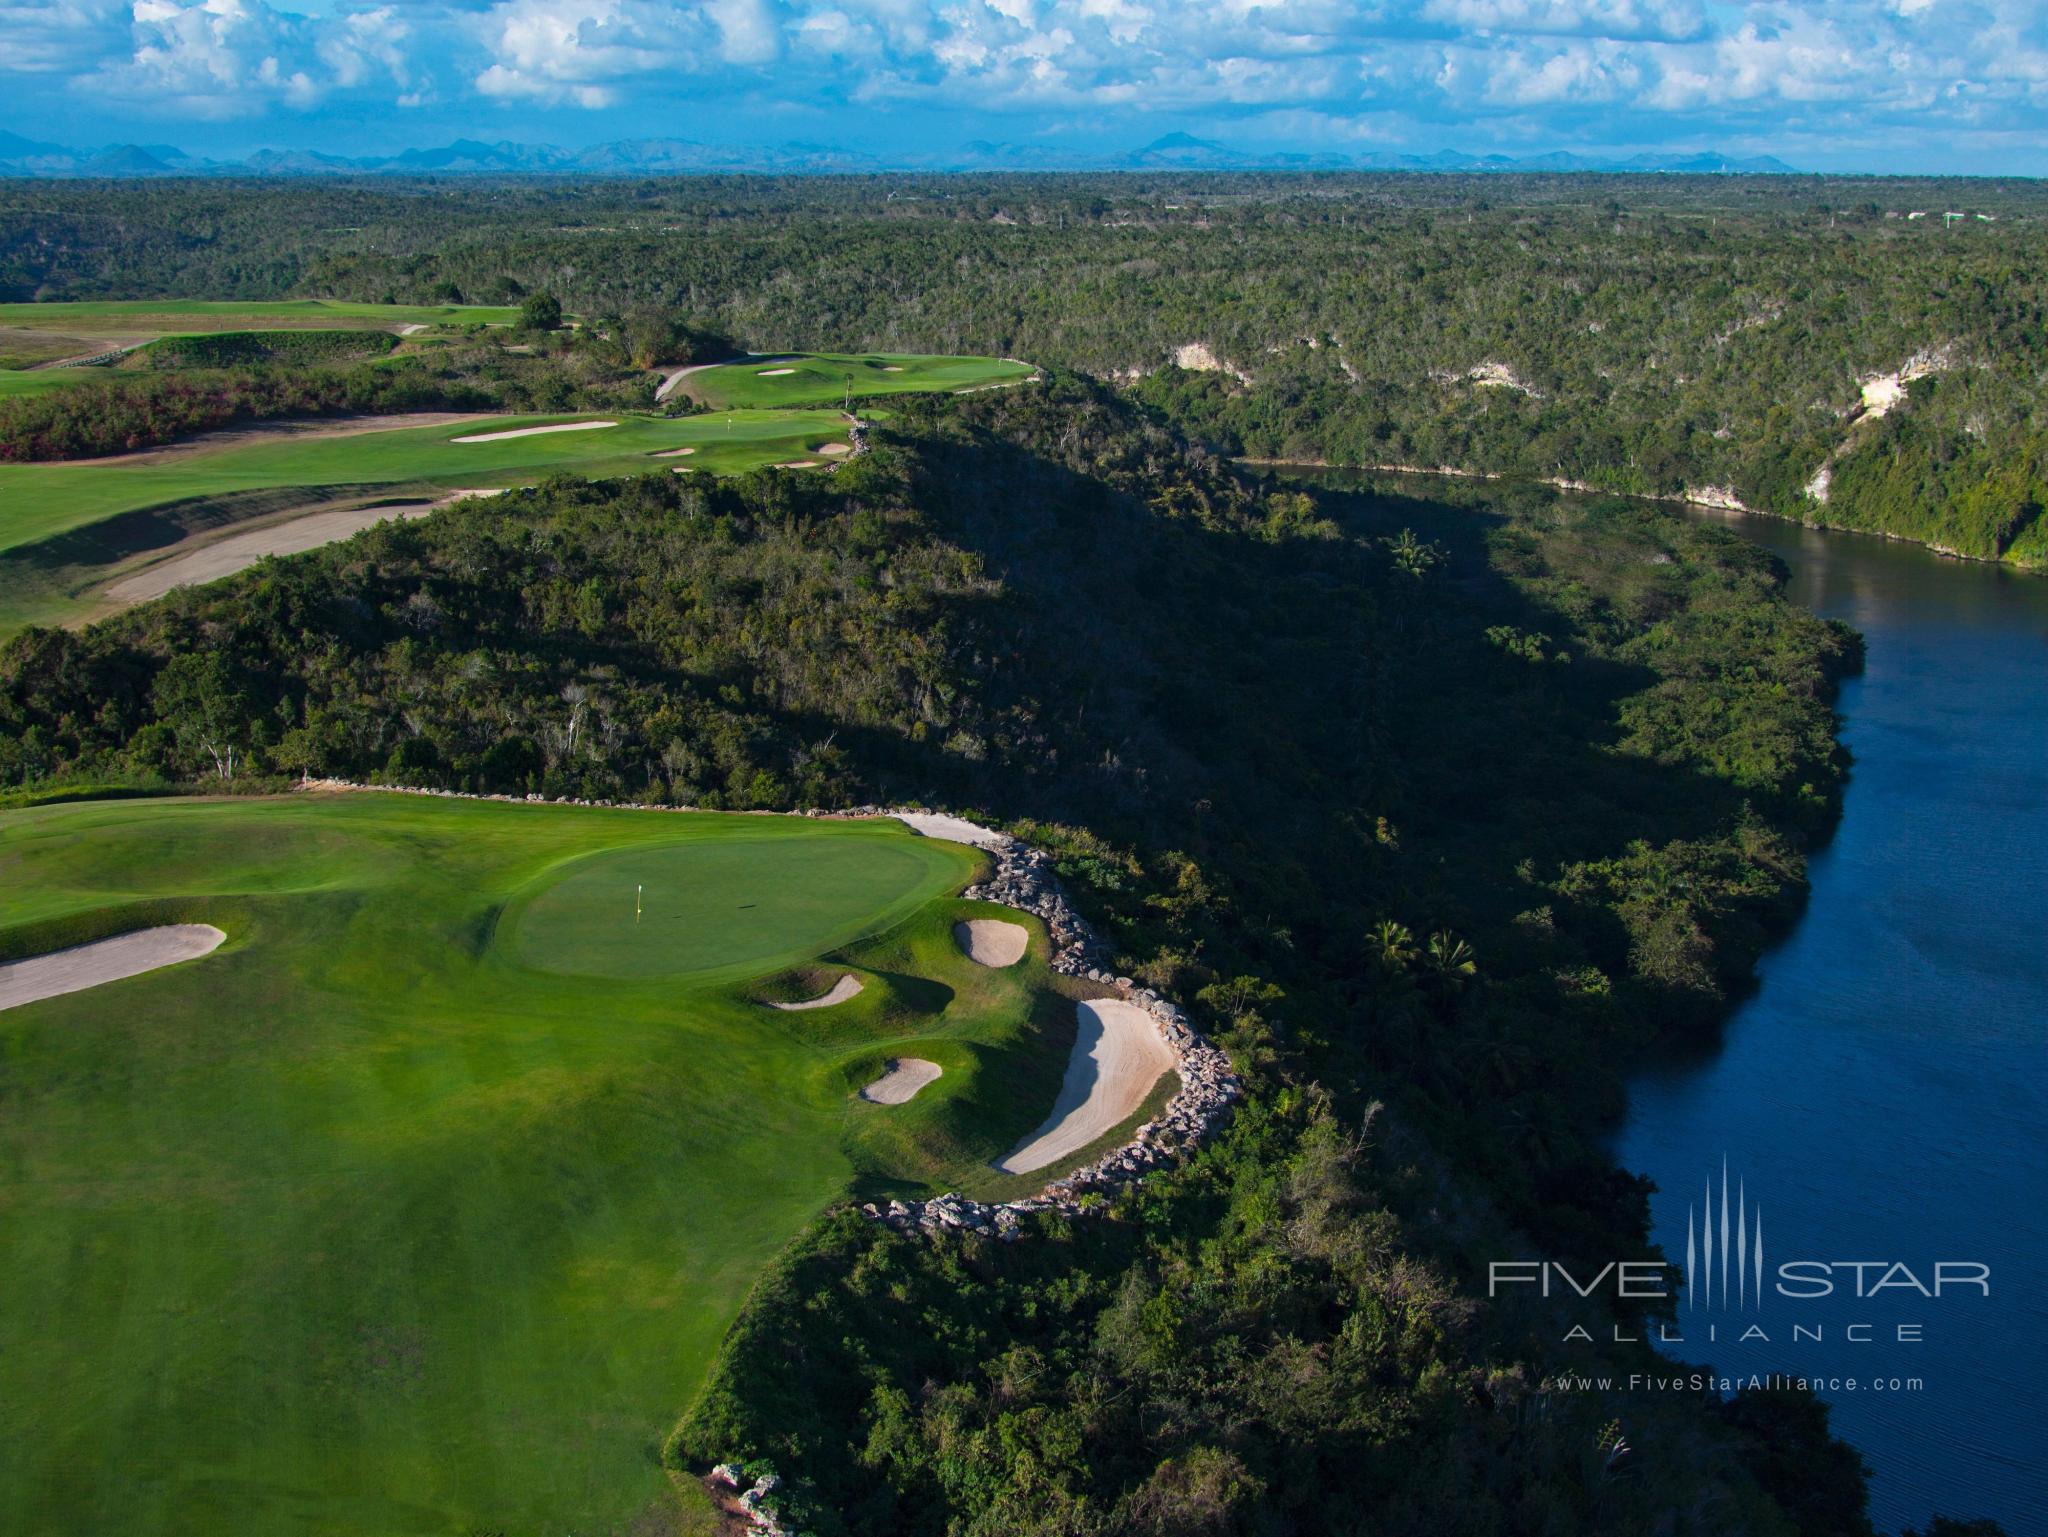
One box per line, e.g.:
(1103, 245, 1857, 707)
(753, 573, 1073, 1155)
(679, 352, 1035, 410)
(139, 329, 401, 370)
(0, 792, 1116, 1536)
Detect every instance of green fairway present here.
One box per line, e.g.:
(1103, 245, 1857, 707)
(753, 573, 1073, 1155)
(0, 368, 91, 399)
(0, 409, 852, 558)
(0, 793, 1112, 1535)
(680, 351, 1036, 410)
(0, 298, 522, 336)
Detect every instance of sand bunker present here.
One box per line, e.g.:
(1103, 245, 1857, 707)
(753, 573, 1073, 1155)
(757, 368, 797, 376)
(451, 420, 616, 444)
(766, 974, 864, 1011)
(774, 460, 823, 469)
(818, 442, 852, 456)
(0, 925, 226, 1013)
(897, 812, 1005, 848)
(652, 445, 698, 458)
(881, 365, 905, 372)
(860, 1057, 942, 1104)
(955, 919, 1028, 968)
(997, 999, 1176, 1174)
(109, 503, 437, 603)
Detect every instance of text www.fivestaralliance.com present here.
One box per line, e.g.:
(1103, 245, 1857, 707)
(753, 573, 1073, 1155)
(1542, 1374, 1925, 1393)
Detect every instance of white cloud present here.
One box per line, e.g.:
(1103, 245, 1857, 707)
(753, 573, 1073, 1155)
(0, 0, 2044, 164)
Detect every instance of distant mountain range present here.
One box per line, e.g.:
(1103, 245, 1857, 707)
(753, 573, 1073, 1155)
(0, 127, 1800, 179)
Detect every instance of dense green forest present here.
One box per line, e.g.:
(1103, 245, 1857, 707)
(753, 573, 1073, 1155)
(2, 378, 1960, 1534)
(3, 172, 2045, 564)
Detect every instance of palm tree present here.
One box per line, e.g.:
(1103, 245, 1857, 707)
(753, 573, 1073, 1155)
(1424, 931, 1477, 993)
(1369, 919, 1418, 974)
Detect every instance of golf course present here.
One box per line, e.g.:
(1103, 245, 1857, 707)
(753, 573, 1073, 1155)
(669, 351, 1036, 410)
(0, 409, 856, 634)
(0, 791, 1130, 1535)
(0, 298, 523, 398)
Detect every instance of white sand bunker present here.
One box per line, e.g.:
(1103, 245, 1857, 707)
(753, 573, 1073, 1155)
(881, 365, 905, 372)
(451, 420, 616, 443)
(766, 974, 864, 1011)
(861, 1057, 942, 1104)
(0, 925, 226, 1013)
(897, 812, 1005, 848)
(757, 367, 797, 376)
(998, 999, 1176, 1174)
(819, 442, 852, 456)
(774, 459, 823, 469)
(110, 502, 437, 603)
(955, 919, 1028, 968)
(652, 445, 697, 458)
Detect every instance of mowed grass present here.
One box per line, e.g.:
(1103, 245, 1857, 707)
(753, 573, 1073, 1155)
(0, 368, 91, 398)
(0, 298, 522, 336)
(681, 351, 1036, 410)
(0, 793, 1063, 1535)
(0, 409, 851, 557)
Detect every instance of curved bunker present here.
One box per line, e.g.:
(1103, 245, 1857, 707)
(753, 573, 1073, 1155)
(954, 919, 1028, 968)
(860, 1058, 942, 1104)
(998, 999, 1176, 1174)
(0, 924, 227, 1013)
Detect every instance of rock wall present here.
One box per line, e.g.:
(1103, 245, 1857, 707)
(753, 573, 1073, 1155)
(834, 807, 1244, 1242)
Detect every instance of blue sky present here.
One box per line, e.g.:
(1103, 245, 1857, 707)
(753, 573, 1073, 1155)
(4, 0, 2047, 172)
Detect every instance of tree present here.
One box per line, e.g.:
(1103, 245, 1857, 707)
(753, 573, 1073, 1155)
(151, 653, 254, 780)
(519, 291, 563, 332)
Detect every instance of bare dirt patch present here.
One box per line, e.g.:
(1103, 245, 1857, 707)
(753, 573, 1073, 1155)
(0, 925, 226, 1013)
(860, 1057, 942, 1104)
(954, 919, 1028, 968)
(765, 974, 864, 1011)
(997, 999, 1176, 1174)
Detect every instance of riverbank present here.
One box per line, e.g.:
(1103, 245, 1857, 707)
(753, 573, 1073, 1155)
(1238, 457, 2048, 573)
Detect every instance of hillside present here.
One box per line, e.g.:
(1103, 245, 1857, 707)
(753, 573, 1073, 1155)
(0, 380, 1886, 1533)
(3, 174, 2042, 567)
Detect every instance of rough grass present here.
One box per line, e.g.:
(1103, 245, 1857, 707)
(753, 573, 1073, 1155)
(0, 792, 1105, 1537)
(679, 352, 1036, 411)
(0, 408, 854, 558)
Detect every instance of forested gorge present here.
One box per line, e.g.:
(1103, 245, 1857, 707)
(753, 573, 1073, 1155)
(5, 172, 2046, 563)
(0, 379, 1934, 1534)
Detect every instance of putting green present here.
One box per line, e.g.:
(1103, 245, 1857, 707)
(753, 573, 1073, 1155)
(0, 792, 1057, 1537)
(679, 351, 1036, 410)
(505, 835, 960, 980)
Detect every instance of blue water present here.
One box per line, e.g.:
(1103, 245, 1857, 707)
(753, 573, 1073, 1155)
(1616, 513, 2048, 1535)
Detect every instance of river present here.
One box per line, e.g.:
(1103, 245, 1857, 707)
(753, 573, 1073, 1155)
(1616, 509, 2048, 1535)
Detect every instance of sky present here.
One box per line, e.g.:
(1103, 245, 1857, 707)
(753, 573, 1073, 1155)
(3, 0, 2047, 173)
